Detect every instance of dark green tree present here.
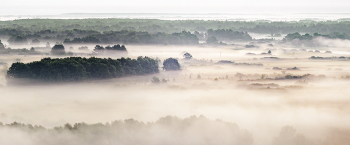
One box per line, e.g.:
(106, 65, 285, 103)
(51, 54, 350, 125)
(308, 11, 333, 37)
(94, 45, 105, 53)
(163, 58, 180, 71)
(183, 53, 193, 59)
(51, 44, 65, 55)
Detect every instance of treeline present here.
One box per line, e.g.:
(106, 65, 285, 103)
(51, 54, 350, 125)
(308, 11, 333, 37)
(283, 32, 350, 41)
(7, 57, 159, 82)
(3, 19, 350, 45)
(63, 30, 199, 45)
(2, 19, 350, 36)
(93, 44, 127, 52)
(207, 29, 252, 41)
(241, 21, 350, 35)
(0, 116, 253, 145)
(3, 29, 100, 45)
(0, 40, 41, 54)
(0, 47, 41, 55)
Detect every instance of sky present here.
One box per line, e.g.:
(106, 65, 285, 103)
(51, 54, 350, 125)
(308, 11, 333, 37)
(1, 0, 350, 15)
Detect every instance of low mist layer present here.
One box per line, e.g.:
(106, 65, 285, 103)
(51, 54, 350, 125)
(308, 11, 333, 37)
(1, 39, 350, 145)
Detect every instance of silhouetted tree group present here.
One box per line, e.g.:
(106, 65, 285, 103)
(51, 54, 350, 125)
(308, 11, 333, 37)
(51, 44, 66, 55)
(63, 30, 199, 45)
(283, 32, 350, 41)
(93, 44, 127, 53)
(163, 58, 181, 71)
(7, 36, 28, 45)
(2, 19, 350, 43)
(207, 29, 252, 41)
(7, 56, 159, 82)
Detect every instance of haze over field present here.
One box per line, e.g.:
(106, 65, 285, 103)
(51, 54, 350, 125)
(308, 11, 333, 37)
(1, 42, 350, 145)
(1, 1, 350, 145)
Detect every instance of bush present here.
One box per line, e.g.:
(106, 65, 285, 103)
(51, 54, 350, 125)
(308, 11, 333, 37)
(51, 44, 65, 55)
(151, 76, 160, 83)
(163, 58, 181, 71)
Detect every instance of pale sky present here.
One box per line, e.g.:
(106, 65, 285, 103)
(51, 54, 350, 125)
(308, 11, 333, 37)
(1, 0, 350, 15)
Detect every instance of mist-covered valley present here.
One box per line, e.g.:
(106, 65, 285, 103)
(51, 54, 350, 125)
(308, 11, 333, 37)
(0, 17, 350, 145)
(1, 40, 350, 145)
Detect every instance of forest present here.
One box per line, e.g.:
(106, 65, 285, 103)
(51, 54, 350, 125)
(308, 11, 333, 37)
(63, 30, 199, 45)
(1, 19, 350, 34)
(207, 29, 252, 41)
(1, 16, 350, 145)
(283, 32, 350, 41)
(6, 56, 159, 82)
(1, 19, 350, 45)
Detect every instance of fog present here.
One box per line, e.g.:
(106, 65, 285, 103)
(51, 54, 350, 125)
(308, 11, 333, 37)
(1, 40, 350, 145)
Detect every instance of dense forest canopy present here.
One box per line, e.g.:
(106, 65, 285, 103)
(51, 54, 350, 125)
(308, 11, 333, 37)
(1, 19, 350, 45)
(283, 32, 350, 41)
(207, 29, 252, 41)
(6, 56, 159, 82)
(63, 30, 199, 45)
(0, 19, 350, 35)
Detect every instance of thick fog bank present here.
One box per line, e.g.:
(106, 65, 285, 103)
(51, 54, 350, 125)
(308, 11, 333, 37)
(1, 44, 350, 145)
(0, 115, 253, 145)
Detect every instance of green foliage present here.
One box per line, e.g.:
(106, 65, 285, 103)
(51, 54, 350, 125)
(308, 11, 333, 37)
(94, 44, 128, 53)
(283, 32, 313, 41)
(7, 36, 28, 45)
(284, 32, 350, 41)
(207, 29, 252, 41)
(284, 74, 312, 79)
(163, 58, 181, 71)
(0, 47, 41, 55)
(151, 76, 160, 83)
(183, 53, 192, 59)
(51, 44, 65, 55)
(105, 44, 127, 51)
(2, 19, 350, 40)
(7, 62, 30, 78)
(6, 56, 159, 82)
(206, 36, 218, 44)
(64, 30, 198, 45)
(93, 45, 105, 52)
